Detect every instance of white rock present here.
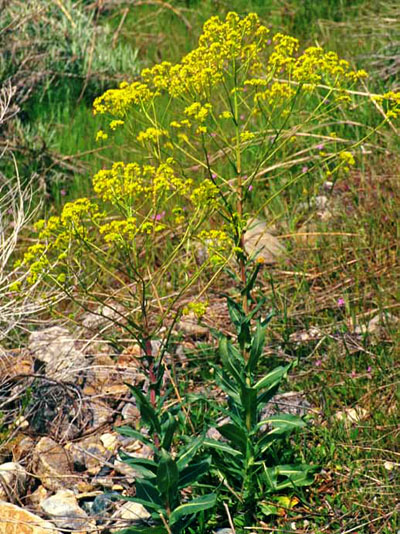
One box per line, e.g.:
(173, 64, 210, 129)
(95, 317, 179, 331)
(334, 406, 368, 425)
(100, 433, 119, 452)
(354, 313, 399, 335)
(40, 490, 93, 532)
(0, 462, 27, 500)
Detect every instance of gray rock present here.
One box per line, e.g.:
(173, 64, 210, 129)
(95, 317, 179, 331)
(40, 489, 93, 532)
(0, 462, 27, 501)
(111, 501, 150, 532)
(33, 437, 75, 492)
(28, 326, 87, 380)
(244, 218, 286, 264)
(65, 439, 111, 476)
(261, 392, 311, 419)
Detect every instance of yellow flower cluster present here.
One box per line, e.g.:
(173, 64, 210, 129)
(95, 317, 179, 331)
(137, 127, 168, 144)
(198, 229, 233, 265)
(373, 91, 400, 119)
(99, 217, 137, 244)
(93, 81, 154, 116)
(184, 102, 212, 122)
(339, 151, 355, 166)
(183, 301, 208, 318)
(190, 179, 219, 205)
(254, 82, 296, 106)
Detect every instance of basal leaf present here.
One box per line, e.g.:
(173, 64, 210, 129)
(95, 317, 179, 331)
(217, 423, 248, 453)
(176, 436, 204, 470)
(169, 493, 217, 526)
(178, 457, 211, 488)
(247, 321, 266, 373)
(157, 450, 179, 506)
(254, 363, 292, 391)
(128, 386, 161, 435)
(203, 438, 242, 456)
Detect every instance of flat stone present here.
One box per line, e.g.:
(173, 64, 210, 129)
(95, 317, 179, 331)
(87, 400, 115, 430)
(40, 490, 93, 533)
(0, 462, 27, 501)
(33, 437, 75, 491)
(0, 502, 59, 534)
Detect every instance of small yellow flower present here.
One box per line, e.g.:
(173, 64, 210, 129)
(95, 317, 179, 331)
(96, 130, 108, 142)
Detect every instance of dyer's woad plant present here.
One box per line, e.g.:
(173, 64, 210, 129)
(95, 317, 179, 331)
(17, 10, 400, 532)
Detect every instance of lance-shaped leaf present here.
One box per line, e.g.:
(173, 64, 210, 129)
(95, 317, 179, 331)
(118, 451, 157, 479)
(128, 385, 161, 435)
(263, 463, 318, 491)
(157, 450, 179, 509)
(178, 457, 211, 488)
(257, 413, 306, 432)
(161, 413, 178, 451)
(203, 438, 242, 456)
(117, 426, 156, 451)
(134, 479, 163, 511)
(169, 493, 217, 526)
(226, 296, 244, 327)
(219, 336, 244, 386)
(217, 423, 248, 454)
(176, 436, 204, 470)
(254, 363, 292, 391)
(214, 367, 241, 404)
(116, 526, 167, 534)
(247, 320, 266, 373)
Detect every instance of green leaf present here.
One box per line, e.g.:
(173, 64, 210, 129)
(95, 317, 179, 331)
(128, 386, 161, 435)
(178, 457, 211, 488)
(217, 423, 248, 453)
(237, 319, 251, 349)
(115, 526, 167, 534)
(247, 321, 266, 373)
(257, 414, 306, 432)
(176, 436, 204, 470)
(254, 363, 292, 391)
(226, 296, 244, 327)
(116, 426, 156, 451)
(135, 478, 163, 508)
(203, 438, 242, 456)
(240, 385, 257, 430)
(169, 494, 217, 526)
(219, 336, 244, 386)
(161, 413, 178, 451)
(241, 263, 262, 298)
(118, 452, 157, 479)
(213, 368, 241, 404)
(157, 450, 179, 506)
(263, 463, 318, 491)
